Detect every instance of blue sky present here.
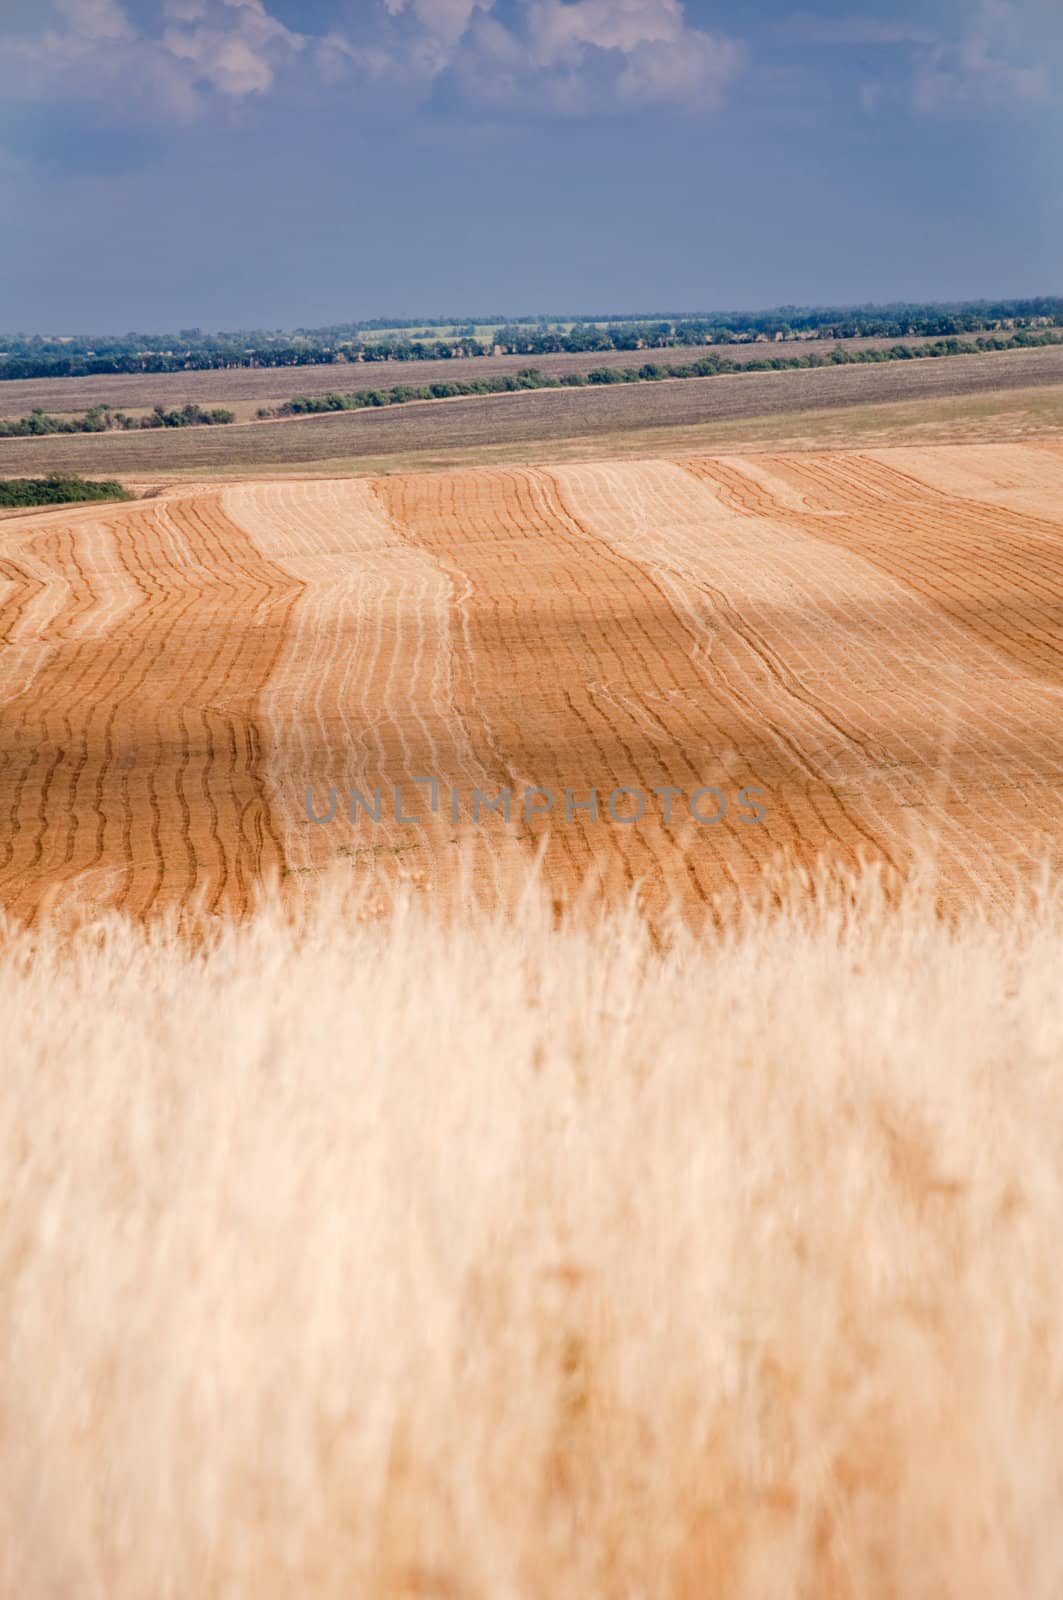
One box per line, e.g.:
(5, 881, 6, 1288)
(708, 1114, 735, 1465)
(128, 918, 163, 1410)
(1, 0, 1060, 331)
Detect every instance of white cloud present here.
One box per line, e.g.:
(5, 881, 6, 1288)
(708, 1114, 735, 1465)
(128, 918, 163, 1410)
(3, 0, 1055, 127)
(54, 0, 136, 41)
(383, 0, 494, 49)
(162, 0, 304, 97)
(616, 29, 745, 107)
(508, 0, 748, 110)
(0, 0, 304, 116)
(163, 27, 272, 95)
(372, 0, 747, 111)
(912, 2, 1050, 113)
(790, 4, 1052, 116)
(0, 0, 750, 128)
(0, 0, 743, 119)
(526, 0, 684, 60)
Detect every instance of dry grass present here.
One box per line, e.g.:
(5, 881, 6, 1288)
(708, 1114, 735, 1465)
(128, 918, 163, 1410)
(2, 864, 1063, 1598)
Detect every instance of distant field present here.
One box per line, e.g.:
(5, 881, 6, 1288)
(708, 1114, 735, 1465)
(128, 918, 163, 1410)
(2, 347, 1063, 478)
(0, 334, 985, 423)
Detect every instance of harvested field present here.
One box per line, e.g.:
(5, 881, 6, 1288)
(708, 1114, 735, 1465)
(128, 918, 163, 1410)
(2, 347, 1063, 477)
(0, 333, 984, 421)
(2, 439, 1063, 922)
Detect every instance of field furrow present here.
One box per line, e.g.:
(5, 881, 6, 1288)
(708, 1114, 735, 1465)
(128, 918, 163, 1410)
(0, 495, 299, 919)
(1, 440, 1061, 920)
(679, 455, 1063, 892)
(224, 479, 530, 905)
(377, 465, 733, 911)
(693, 452, 1063, 681)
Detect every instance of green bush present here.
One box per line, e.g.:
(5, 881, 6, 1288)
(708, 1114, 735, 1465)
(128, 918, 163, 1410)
(0, 475, 132, 508)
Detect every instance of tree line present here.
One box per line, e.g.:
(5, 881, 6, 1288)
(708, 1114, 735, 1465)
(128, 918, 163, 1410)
(261, 331, 1063, 420)
(0, 403, 235, 439)
(4, 297, 1062, 382)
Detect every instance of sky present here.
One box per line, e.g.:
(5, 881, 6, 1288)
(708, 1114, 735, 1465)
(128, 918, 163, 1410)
(0, 0, 1060, 332)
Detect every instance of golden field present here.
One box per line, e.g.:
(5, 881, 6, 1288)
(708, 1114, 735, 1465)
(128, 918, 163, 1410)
(2, 442, 1063, 921)
(3, 430, 1063, 1598)
(2, 869, 1063, 1597)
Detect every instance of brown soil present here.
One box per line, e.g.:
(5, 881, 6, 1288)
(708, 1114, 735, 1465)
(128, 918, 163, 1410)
(2, 348, 1063, 477)
(0, 333, 984, 421)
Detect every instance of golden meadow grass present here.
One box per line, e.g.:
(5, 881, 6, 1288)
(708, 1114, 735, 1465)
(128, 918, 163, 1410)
(2, 866, 1063, 1598)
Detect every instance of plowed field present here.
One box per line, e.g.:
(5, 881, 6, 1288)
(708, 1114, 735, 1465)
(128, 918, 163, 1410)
(3, 440, 1063, 921)
(2, 346, 1062, 476)
(0, 332, 981, 422)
